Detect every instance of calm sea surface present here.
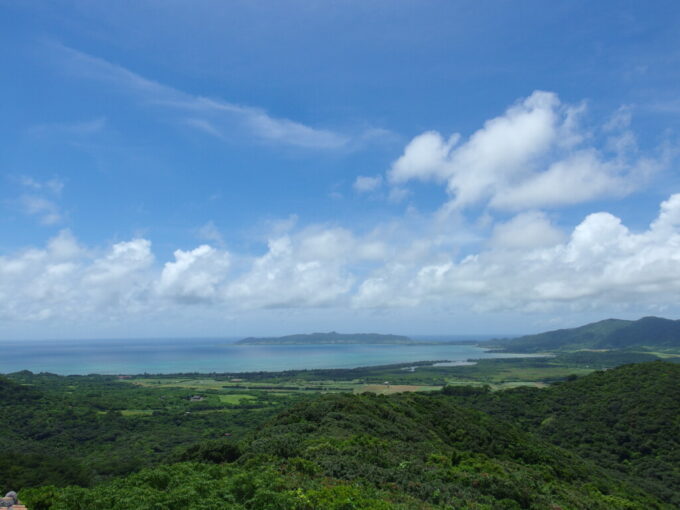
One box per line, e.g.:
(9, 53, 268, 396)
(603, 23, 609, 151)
(0, 337, 522, 375)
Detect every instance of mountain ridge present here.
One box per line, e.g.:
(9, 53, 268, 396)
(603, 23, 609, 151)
(492, 316, 680, 352)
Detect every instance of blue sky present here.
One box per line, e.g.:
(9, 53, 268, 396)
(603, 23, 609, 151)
(2, 0, 680, 339)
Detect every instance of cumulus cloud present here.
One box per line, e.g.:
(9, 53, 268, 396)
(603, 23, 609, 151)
(354, 194, 680, 312)
(158, 245, 230, 303)
(388, 91, 665, 211)
(225, 227, 385, 309)
(490, 211, 565, 249)
(0, 232, 152, 322)
(4, 195, 680, 325)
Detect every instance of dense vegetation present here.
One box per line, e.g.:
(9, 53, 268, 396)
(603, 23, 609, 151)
(0, 371, 302, 489)
(21, 391, 667, 509)
(492, 316, 680, 352)
(4, 358, 680, 508)
(447, 361, 680, 506)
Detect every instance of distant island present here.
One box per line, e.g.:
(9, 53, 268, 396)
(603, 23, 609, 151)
(491, 316, 680, 353)
(236, 331, 417, 345)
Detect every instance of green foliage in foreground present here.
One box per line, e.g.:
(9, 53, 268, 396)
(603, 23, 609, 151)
(22, 388, 669, 509)
(8, 360, 680, 509)
(22, 462, 417, 510)
(0, 372, 300, 489)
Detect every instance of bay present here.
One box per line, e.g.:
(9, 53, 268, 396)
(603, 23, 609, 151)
(0, 337, 522, 375)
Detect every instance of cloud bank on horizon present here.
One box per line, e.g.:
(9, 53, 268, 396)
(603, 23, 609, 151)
(4, 191, 680, 322)
(2, 1, 680, 337)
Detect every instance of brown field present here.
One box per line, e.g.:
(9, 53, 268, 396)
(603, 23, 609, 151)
(355, 384, 441, 395)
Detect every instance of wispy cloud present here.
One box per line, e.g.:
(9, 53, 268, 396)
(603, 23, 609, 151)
(196, 221, 225, 247)
(19, 195, 63, 225)
(353, 175, 383, 193)
(28, 118, 107, 137)
(52, 43, 350, 149)
(18, 176, 64, 195)
(10, 176, 66, 225)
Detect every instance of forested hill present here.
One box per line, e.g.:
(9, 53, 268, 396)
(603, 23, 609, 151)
(21, 363, 680, 509)
(492, 316, 680, 352)
(236, 331, 414, 344)
(448, 361, 680, 506)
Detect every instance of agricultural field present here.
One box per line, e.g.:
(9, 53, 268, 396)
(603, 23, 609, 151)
(120, 349, 672, 399)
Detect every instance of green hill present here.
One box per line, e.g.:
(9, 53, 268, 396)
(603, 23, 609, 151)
(446, 361, 680, 506)
(11, 361, 680, 509)
(22, 372, 673, 509)
(493, 316, 680, 352)
(236, 331, 415, 345)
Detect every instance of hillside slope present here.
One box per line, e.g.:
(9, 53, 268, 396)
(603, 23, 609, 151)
(24, 388, 669, 509)
(448, 361, 680, 505)
(494, 316, 680, 352)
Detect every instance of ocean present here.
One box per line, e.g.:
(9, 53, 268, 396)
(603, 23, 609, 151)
(0, 337, 522, 375)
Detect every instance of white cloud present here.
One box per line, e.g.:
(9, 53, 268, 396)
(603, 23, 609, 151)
(355, 194, 680, 312)
(0, 233, 153, 322)
(4, 195, 680, 328)
(158, 245, 230, 303)
(225, 235, 353, 309)
(390, 131, 460, 184)
(54, 43, 349, 149)
(388, 91, 664, 211)
(489, 149, 635, 210)
(224, 227, 383, 309)
(353, 175, 383, 193)
(490, 211, 565, 249)
(81, 239, 155, 313)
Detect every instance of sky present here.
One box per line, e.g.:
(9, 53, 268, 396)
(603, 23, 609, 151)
(2, 0, 680, 340)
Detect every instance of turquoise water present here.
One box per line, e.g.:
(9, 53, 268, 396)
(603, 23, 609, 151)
(0, 338, 520, 375)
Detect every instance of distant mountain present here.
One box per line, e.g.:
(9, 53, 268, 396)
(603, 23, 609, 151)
(493, 316, 680, 352)
(236, 331, 415, 345)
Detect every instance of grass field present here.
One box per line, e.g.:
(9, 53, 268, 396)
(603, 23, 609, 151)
(120, 409, 155, 416)
(218, 394, 257, 405)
